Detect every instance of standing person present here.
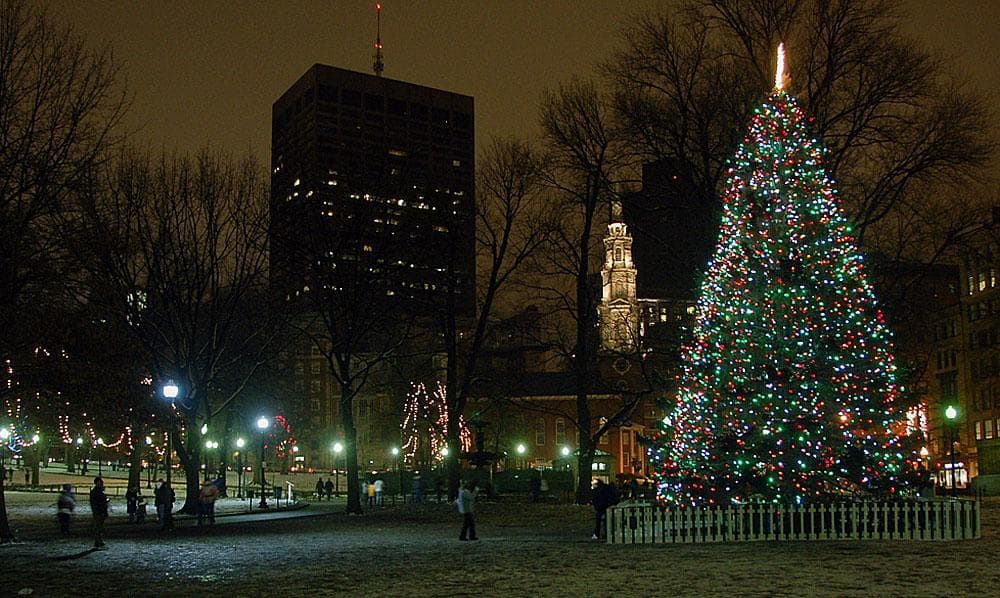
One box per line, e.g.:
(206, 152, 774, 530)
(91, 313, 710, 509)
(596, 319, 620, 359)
(456, 480, 478, 541)
(366, 477, 376, 509)
(88, 477, 110, 549)
(324, 477, 334, 500)
(56, 484, 76, 536)
(198, 479, 220, 526)
(529, 472, 542, 502)
(125, 486, 139, 523)
(590, 479, 618, 541)
(374, 477, 384, 507)
(315, 478, 325, 500)
(156, 479, 175, 530)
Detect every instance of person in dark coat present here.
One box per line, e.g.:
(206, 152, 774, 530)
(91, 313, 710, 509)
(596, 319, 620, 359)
(125, 486, 139, 523)
(529, 472, 542, 502)
(590, 479, 618, 540)
(324, 478, 334, 500)
(155, 480, 175, 530)
(315, 478, 325, 500)
(89, 477, 110, 548)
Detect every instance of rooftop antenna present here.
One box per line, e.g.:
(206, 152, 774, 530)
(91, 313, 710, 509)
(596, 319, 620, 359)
(373, 3, 384, 77)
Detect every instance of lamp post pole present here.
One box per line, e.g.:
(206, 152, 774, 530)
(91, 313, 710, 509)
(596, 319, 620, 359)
(96, 438, 104, 477)
(257, 416, 270, 509)
(333, 442, 343, 497)
(236, 438, 245, 499)
(161, 381, 179, 487)
(391, 447, 401, 497)
(945, 405, 958, 498)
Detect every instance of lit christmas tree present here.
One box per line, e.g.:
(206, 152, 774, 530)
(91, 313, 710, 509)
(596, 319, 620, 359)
(653, 45, 913, 506)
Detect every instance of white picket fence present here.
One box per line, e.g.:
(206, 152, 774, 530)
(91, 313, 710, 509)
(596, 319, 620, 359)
(607, 498, 980, 544)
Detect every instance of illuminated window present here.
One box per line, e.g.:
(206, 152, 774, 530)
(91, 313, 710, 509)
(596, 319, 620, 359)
(975, 421, 982, 440)
(986, 419, 995, 440)
(555, 418, 566, 445)
(535, 418, 546, 446)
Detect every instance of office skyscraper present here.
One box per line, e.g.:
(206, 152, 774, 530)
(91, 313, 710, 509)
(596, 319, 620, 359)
(270, 64, 475, 314)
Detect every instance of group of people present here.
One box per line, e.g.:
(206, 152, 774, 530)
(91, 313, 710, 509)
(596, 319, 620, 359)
(53, 476, 189, 547)
(313, 476, 386, 508)
(314, 477, 335, 500)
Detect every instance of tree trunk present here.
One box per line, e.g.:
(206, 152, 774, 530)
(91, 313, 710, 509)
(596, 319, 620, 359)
(0, 473, 13, 542)
(127, 442, 142, 490)
(340, 383, 363, 514)
(175, 425, 202, 514)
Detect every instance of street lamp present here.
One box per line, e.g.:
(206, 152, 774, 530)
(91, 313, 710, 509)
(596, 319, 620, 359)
(332, 442, 343, 496)
(96, 437, 105, 477)
(236, 437, 246, 498)
(945, 405, 959, 498)
(145, 436, 154, 488)
(516, 443, 527, 470)
(161, 381, 179, 486)
(257, 416, 270, 509)
(204, 440, 218, 481)
(560, 446, 571, 457)
(76, 436, 84, 475)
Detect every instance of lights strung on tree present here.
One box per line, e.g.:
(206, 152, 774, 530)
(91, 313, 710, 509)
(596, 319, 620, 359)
(400, 381, 471, 466)
(650, 45, 914, 507)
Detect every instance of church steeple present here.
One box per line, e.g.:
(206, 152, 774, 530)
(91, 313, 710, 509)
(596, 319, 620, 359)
(599, 201, 639, 353)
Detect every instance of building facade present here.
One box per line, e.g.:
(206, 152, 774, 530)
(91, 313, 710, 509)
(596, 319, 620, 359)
(270, 64, 475, 313)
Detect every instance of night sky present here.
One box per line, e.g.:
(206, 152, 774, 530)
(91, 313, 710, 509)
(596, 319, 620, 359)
(46, 1, 1000, 163)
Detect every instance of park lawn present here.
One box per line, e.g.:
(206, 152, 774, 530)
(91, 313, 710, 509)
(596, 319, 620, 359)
(1, 497, 997, 597)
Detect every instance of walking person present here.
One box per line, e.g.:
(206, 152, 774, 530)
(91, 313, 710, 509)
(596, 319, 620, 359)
(324, 477, 334, 500)
(56, 484, 76, 536)
(590, 479, 618, 540)
(456, 480, 478, 541)
(366, 478, 376, 509)
(89, 477, 110, 549)
(198, 479, 220, 526)
(315, 478, 324, 500)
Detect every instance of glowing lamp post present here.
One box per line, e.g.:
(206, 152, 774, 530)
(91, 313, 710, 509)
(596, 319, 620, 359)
(516, 443, 526, 469)
(945, 405, 959, 497)
(332, 442, 344, 496)
(391, 447, 401, 496)
(145, 436, 154, 488)
(257, 416, 270, 509)
(161, 381, 179, 485)
(235, 437, 246, 498)
(204, 440, 218, 481)
(560, 446, 571, 457)
(96, 438, 105, 477)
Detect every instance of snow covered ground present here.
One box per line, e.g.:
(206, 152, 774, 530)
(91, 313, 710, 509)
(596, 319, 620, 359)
(1, 494, 997, 596)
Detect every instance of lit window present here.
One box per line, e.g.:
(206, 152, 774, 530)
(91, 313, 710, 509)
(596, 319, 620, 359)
(555, 418, 566, 445)
(986, 419, 995, 440)
(452, 160, 461, 167)
(975, 421, 983, 440)
(293, 178, 301, 187)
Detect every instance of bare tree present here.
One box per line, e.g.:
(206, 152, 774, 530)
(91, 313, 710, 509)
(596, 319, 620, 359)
(436, 137, 551, 499)
(534, 79, 639, 504)
(606, 0, 993, 257)
(71, 149, 273, 513)
(0, 0, 127, 542)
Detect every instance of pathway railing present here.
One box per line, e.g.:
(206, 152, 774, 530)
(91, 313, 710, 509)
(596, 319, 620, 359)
(607, 498, 980, 544)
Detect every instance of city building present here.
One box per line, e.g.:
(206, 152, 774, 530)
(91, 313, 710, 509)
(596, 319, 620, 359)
(269, 65, 475, 469)
(270, 64, 475, 314)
